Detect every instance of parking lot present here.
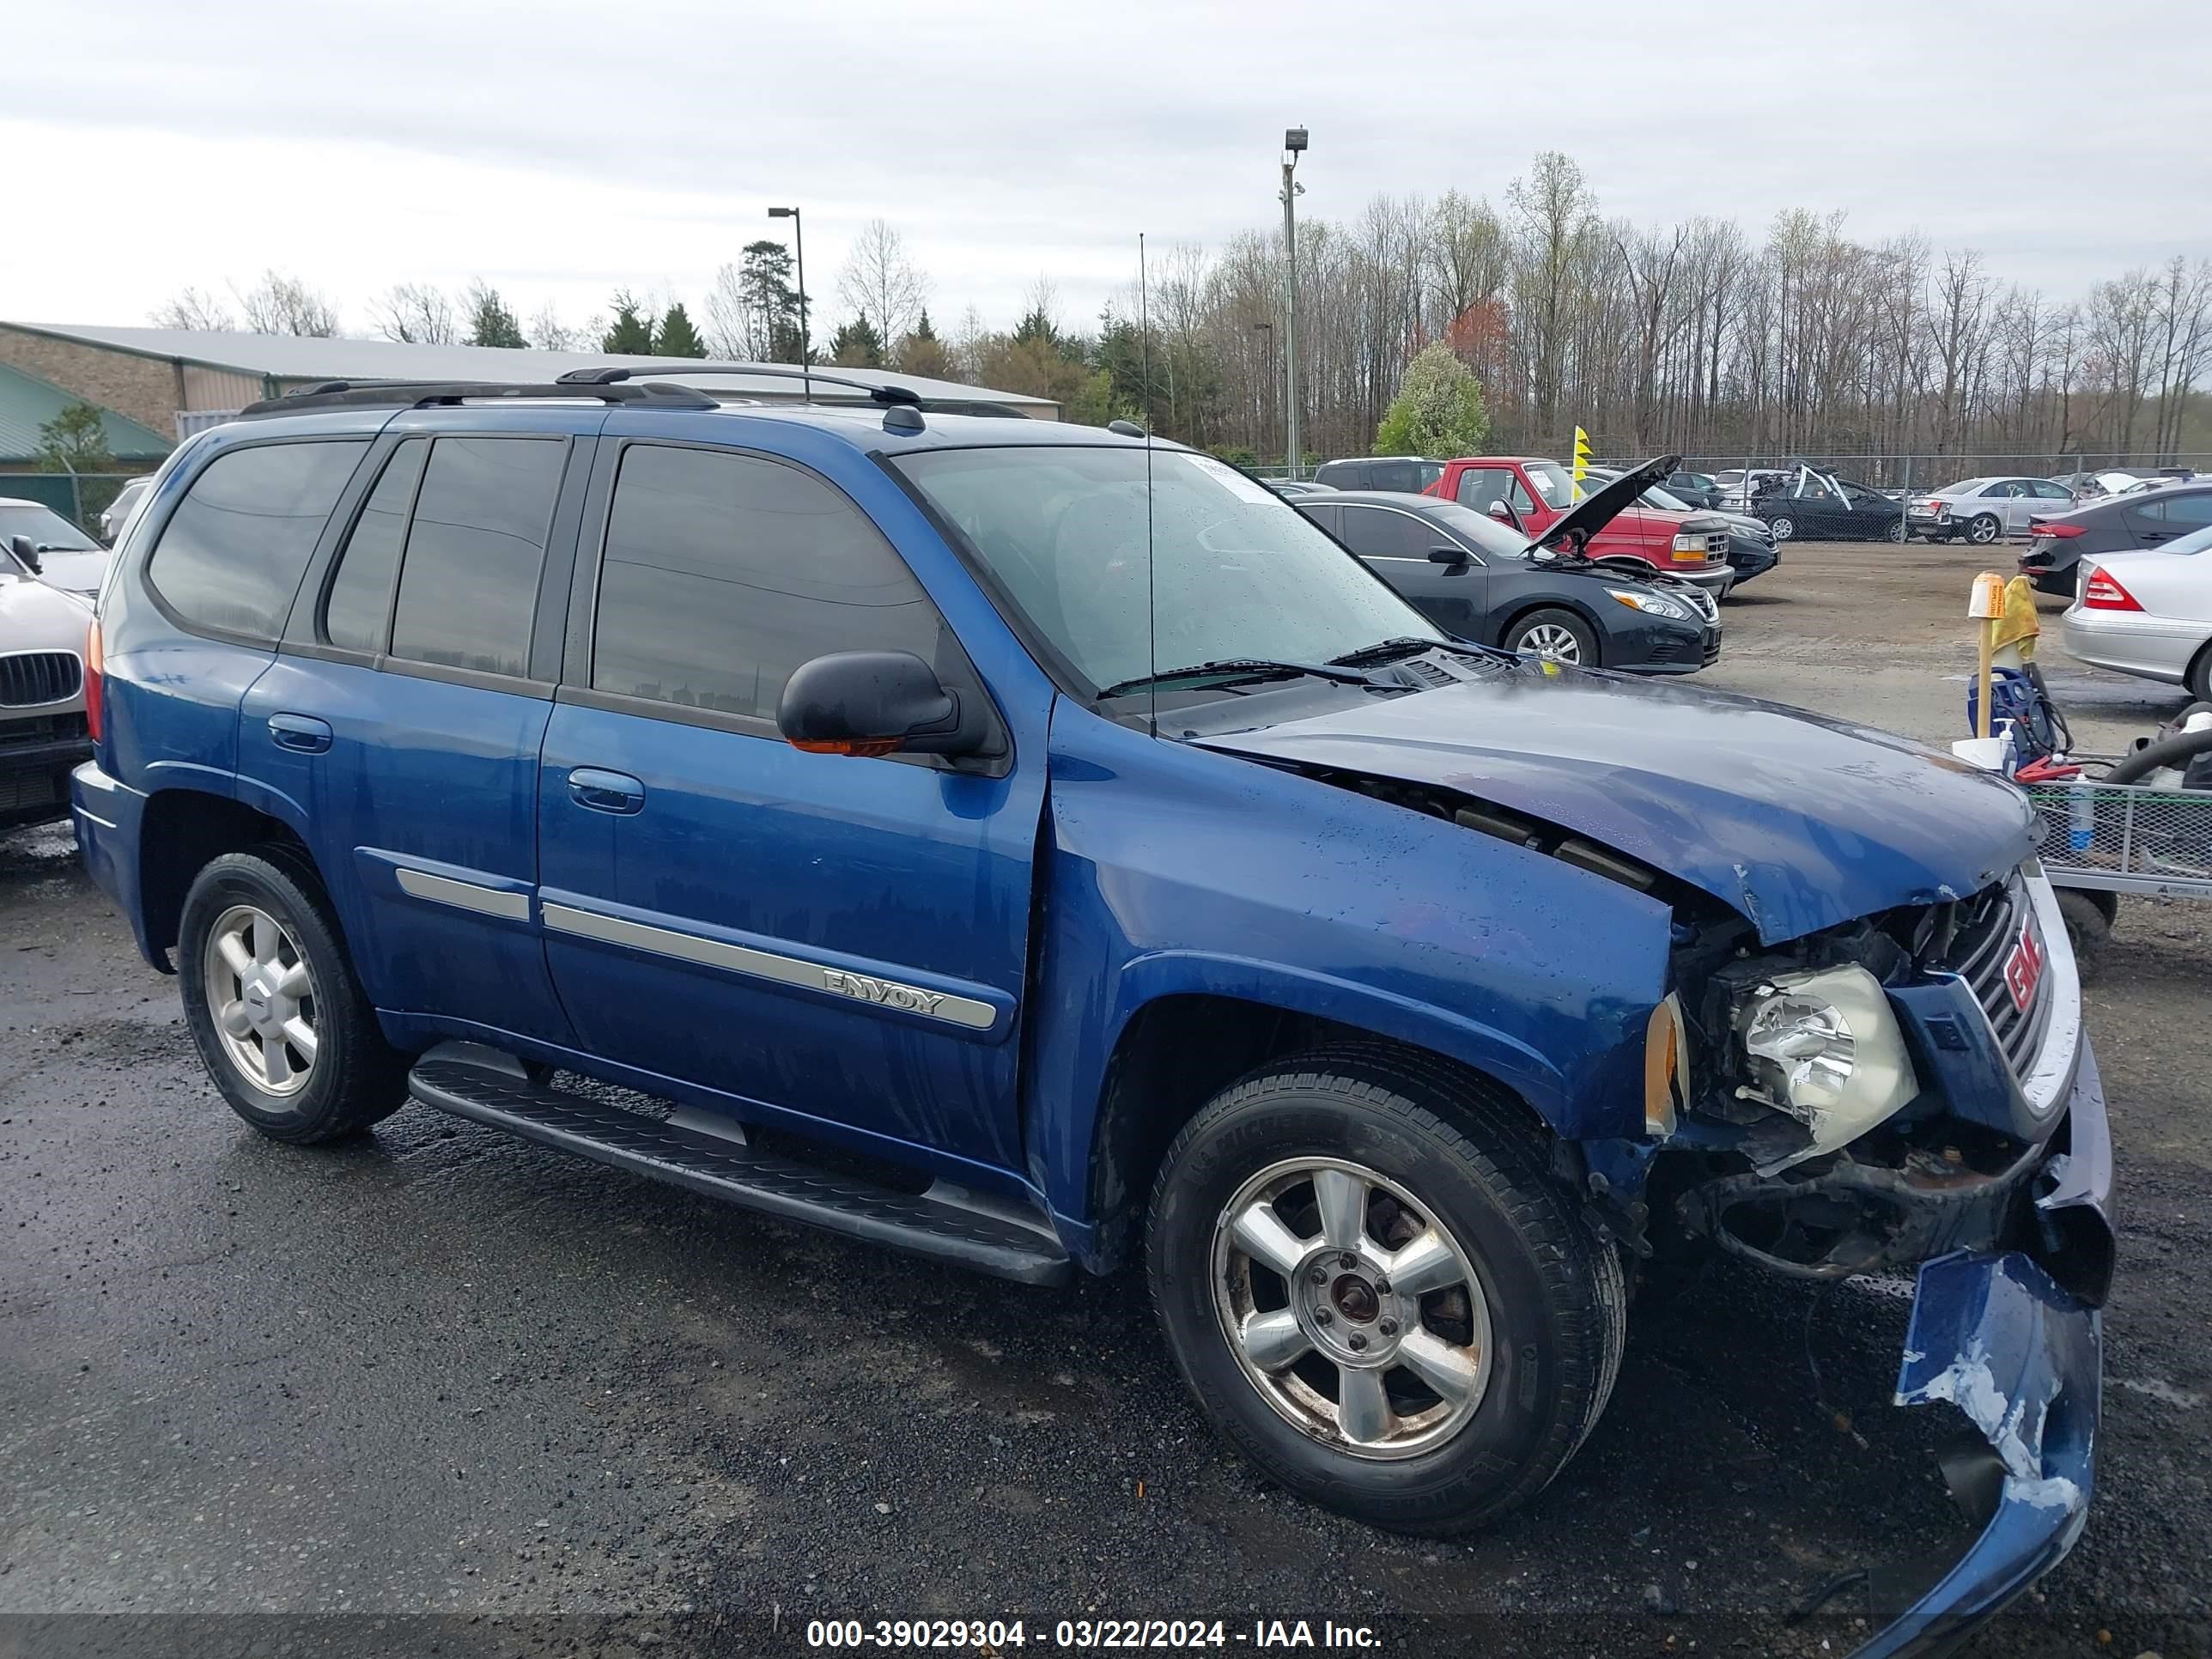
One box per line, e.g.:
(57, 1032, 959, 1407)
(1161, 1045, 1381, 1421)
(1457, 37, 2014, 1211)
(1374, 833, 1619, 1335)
(3, 538, 2206, 1659)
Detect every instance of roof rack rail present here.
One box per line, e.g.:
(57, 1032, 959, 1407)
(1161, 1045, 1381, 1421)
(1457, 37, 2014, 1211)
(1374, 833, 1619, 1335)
(239, 379, 719, 417)
(557, 362, 925, 407)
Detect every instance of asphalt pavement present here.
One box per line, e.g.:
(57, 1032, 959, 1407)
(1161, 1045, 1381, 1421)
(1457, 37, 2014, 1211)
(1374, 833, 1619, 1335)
(3, 541, 2208, 1659)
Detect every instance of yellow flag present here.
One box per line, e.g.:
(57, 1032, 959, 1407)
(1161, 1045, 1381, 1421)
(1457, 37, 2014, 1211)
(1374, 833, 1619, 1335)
(1571, 427, 1592, 501)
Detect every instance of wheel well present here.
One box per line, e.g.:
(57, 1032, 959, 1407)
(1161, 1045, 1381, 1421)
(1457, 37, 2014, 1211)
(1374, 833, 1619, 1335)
(1082, 995, 1549, 1271)
(138, 790, 309, 961)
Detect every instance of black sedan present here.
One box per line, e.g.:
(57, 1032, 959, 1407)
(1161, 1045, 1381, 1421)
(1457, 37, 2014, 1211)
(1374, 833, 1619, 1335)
(1297, 491, 1719, 672)
(2018, 482, 2212, 596)
(1750, 470, 1905, 542)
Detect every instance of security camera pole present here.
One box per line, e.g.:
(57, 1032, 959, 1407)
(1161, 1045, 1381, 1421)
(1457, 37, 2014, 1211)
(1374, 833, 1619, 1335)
(1281, 127, 1307, 478)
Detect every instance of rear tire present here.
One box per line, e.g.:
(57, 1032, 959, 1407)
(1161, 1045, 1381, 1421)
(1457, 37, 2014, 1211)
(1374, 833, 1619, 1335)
(1885, 519, 1907, 543)
(178, 849, 410, 1145)
(1968, 514, 2002, 545)
(1147, 1049, 1625, 1536)
(1502, 608, 1599, 667)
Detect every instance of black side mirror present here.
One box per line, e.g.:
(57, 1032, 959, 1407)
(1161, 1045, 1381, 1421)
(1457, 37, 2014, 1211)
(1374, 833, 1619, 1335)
(777, 651, 985, 761)
(1428, 545, 1469, 565)
(8, 533, 40, 574)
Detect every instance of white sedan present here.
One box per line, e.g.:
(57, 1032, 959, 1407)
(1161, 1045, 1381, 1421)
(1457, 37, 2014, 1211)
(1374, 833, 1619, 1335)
(2063, 521, 2212, 702)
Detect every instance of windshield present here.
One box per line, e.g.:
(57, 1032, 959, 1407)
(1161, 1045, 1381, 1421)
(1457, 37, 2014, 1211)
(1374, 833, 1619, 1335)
(1524, 461, 1577, 507)
(0, 503, 100, 551)
(893, 446, 1442, 695)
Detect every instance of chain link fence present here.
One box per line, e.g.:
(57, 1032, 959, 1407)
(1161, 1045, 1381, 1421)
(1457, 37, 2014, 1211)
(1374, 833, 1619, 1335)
(1669, 453, 2211, 494)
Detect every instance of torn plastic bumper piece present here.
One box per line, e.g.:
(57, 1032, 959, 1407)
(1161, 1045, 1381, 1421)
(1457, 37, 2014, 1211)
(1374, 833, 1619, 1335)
(1849, 1038, 2110, 1659)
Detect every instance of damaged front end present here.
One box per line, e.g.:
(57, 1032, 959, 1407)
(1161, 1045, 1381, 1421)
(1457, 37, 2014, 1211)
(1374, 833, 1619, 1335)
(1649, 863, 2113, 1656)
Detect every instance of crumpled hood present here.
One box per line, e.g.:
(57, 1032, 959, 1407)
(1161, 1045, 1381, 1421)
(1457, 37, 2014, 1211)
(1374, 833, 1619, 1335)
(1196, 664, 2035, 945)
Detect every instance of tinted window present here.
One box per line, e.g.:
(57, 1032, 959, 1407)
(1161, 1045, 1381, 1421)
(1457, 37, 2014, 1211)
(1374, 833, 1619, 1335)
(592, 444, 944, 721)
(2160, 493, 2212, 527)
(389, 437, 565, 678)
(1369, 463, 1416, 492)
(323, 439, 428, 653)
(2029, 479, 2074, 499)
(1339, 506, 1436, 560)
(148, 441, 368, 639)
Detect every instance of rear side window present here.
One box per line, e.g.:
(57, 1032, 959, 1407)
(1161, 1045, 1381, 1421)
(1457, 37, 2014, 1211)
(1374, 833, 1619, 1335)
(2161, 493, 2212, 527)
(1339, 506, 1433, 560)
(389, 437, 566, 678)
(589, 443, 942, 723)
(148, 441, 368, 640)
(323, 439, 428, 653)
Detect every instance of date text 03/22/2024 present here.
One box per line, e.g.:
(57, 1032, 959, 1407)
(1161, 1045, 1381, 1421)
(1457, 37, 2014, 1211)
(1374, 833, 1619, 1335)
(804, 1619, 1382, 1649)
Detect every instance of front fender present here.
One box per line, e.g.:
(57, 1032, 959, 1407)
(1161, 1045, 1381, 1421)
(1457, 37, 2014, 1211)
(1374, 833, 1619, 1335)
(1026, 702, 1675, 1232)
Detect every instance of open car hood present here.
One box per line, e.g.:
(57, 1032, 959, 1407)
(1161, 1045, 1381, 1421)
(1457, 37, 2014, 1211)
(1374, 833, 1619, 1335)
(1195, 665, 2035, 944)
(1530, 453, 1681, 552)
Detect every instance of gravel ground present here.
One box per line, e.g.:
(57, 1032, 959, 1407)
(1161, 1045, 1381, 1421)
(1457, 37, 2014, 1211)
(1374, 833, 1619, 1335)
(3, 539, 2207, 1659)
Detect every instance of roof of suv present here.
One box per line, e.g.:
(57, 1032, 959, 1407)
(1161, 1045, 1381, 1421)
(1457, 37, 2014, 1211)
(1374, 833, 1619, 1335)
(231, 382, 1155, 457)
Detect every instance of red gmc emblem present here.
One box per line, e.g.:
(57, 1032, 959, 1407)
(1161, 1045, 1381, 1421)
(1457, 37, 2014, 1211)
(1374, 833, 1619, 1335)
(2003, 924, 2045, 1012)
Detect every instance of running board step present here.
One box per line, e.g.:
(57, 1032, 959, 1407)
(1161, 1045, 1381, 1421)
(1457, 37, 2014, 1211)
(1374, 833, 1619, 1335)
(407, 1056, 1071, 1285)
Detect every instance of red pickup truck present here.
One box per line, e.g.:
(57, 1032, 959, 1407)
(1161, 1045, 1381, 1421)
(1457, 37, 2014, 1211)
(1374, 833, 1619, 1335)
(1424, 456, 1735, 594)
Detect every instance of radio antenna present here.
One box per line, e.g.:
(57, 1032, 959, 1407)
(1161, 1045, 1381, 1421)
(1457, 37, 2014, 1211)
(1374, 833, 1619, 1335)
(1140, 231, 1158, 740)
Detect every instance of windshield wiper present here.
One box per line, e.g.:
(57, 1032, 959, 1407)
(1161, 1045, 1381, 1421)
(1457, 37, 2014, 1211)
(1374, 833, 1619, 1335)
(1328, 637, 1512, 669)
(1097, 658, 1381, 699)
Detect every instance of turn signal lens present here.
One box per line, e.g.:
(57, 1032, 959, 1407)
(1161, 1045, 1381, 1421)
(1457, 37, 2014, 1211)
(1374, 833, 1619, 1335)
(787, 736, 902, 758)
(83, 616, 104, 744)
(1644, 994, 1687, 1138)
(2081, 568, 2143, 611)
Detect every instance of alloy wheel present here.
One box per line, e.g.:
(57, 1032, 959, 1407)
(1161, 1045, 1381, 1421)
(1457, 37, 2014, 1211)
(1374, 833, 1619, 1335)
(1210, 1157, 1493, 1460)
(203, 903, 319, 1097)
(1516, 623, 1583, 663)
(1769, 516, 1796, 540)
(1970, 515, 2001, 544)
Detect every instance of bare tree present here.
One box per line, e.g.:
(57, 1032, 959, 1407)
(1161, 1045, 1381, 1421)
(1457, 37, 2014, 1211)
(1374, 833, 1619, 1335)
(836, 219, 930, 349)
(372, 283, 459, 344)
(232, 270, 340, 337)
(150, 287, 236, 331)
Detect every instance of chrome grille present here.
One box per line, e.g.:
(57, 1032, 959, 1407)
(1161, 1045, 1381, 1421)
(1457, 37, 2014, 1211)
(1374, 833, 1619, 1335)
(0, 651, 81, 708)
(1942, 872, 2054, 1079)
(1702, 532, 1729, 559)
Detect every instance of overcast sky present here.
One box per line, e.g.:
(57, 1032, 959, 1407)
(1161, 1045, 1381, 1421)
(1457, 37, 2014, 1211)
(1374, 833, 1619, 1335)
(9, 0, 2209, 341)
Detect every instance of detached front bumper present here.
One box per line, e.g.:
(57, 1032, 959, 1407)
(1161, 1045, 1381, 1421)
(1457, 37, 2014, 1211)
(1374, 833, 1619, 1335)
(1850, 1037, 2111, 1659)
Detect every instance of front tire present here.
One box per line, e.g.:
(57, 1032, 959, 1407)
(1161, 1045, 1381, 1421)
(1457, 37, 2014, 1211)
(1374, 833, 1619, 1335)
(179, 849, 410, 1145)
(1767, 514, 1796, 541)
(1147, 1051, 1626, 1536)
(1502, 608, 1599, 666)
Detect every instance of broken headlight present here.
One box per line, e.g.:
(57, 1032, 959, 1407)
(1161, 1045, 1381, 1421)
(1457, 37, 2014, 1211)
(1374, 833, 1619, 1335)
(1734, 964, 1918, 1172)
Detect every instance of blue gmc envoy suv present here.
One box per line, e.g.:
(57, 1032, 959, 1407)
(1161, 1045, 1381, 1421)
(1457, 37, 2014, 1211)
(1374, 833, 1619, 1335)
(73, 367, 2112, 1656)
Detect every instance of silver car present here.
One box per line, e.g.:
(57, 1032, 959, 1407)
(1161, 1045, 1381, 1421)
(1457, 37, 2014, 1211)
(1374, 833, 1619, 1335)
(1, 540, 96, 830)
(0, 497, 113, 599)
(1909, 476, 2077, 544)
(98, 477, 153, 544)
(2061, 521, 2212, 702)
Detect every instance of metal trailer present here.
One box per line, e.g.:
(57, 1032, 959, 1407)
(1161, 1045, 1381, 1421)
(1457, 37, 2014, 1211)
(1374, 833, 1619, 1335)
(2017, 768, 2212, 963)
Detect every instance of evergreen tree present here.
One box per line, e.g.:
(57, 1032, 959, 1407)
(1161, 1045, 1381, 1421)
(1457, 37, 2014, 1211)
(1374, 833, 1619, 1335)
(829, 311, 885, 368)
(738, 240, 805, 362)
(654, 302, 705, 359)
(464, 283, 528, 348)
(602, 290, 654, 355)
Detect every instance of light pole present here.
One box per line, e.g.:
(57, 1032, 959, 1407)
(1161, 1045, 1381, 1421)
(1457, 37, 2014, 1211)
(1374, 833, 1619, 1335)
(1253, 319, 1275, 455)
(1279, 128, 1307, 477)
(768, 205, 809, 398)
